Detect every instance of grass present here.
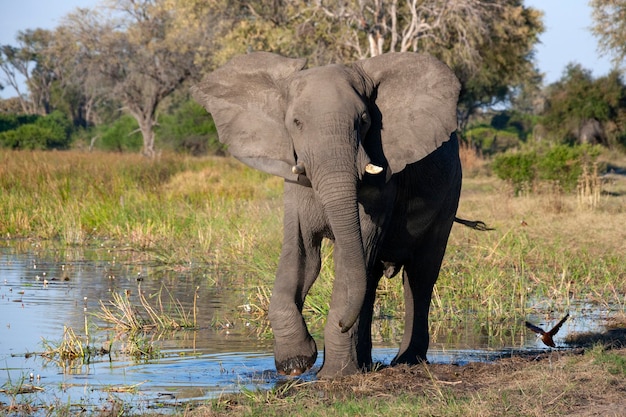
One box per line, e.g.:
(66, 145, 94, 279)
(37, 281, 199, 365)
(92, 283, 200, 359)
(0, 148, 625, 415)
(39, 325, 112, 370)
(188, 345, 626, 417)
(1, 148, 624, 340)
(0, 150, 283, 274)
(96, 284, 199, 332)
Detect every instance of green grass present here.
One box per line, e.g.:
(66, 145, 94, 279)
(1, 149, 625, 416)
(1, 149, 625, 338)
(0, 150, 283, 274)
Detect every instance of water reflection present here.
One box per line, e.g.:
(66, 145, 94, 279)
(0, 241, 620, 412)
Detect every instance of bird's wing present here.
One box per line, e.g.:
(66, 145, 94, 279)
(548, 313, 570, 336)
(525, 321, 546, 335)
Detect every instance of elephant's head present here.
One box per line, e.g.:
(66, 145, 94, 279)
(191, 52, 460, 332)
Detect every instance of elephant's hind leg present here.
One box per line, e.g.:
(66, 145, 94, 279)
(391, 216, 455, 365)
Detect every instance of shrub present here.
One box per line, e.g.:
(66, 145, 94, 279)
(157, 100, 222, 155)
(95, 114, 143, 152)
(491, 149, 538, 194)
(0, 111, 73, 149)
(35, 111, 73, 148)
(465, 125, 521, 155)
(0, 113, 39, 133)
(492, 144, 602, 194)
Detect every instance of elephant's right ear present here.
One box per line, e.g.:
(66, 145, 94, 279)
(191, 52, 307, 180)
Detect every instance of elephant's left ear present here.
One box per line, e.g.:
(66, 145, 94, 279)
(356, 53, 460, 174)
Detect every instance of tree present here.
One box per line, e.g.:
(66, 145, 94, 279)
(541, 63, 626, 146)
(211, 0, 543, 128)
(60, 0, 213, 157)
(454, 3, 544, 129)
(590, 0, 626, 65)
(41, 20, 108, 128)
(0, 29, 56, 115)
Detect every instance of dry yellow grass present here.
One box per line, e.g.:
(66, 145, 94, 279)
(455, 175, 626, 260)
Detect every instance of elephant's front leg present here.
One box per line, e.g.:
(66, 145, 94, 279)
(268, 185, 322, 375)
(317, 242, 361, 378)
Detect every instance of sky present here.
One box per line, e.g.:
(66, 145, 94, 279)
(0, 0, 617, 99)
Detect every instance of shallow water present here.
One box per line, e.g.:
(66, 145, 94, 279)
(0, 242, 618, 413)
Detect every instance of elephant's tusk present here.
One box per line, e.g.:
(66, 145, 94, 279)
(365, 163, 384, 175)
(291, 163, 305, 175)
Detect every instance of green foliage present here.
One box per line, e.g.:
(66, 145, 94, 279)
(95, 114, 143, 152)
(465, 111, 539, 155)
(490, 111, 537, 139)
(0, 111, 73, 149)
(542, 64, 626, 145)
(492, 144, 602, 194)
(0, 113, 39, 132)
(454, 3, 544, 127)
(590, 0, 626, 65)
(537, 145, 600, 188)
(590, 346, 626, 376)
(465, 125, 521, 155)
(2, 0, 546, 155)
(35, 110, 73, 147)
(491, 149, 537, 194)
(157, 99, 222, 155)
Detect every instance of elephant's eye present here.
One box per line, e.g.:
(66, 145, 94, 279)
(294, 118, 303, 130)
(360, 112, 370, 126)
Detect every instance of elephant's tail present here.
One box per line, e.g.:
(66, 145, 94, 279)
(454, 217, 494, 231)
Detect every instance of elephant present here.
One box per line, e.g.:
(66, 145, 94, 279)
(577, 118, 608, 146)
(192, 51, 462, 378)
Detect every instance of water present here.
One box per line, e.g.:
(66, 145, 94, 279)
(0, 242, 618, 413)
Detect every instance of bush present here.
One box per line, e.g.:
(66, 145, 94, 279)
(157, 100, 222, 155)
(465, 125, 521, 155)
(35, 111, 73, 148)
(0, 113, 39, 133)
(0, 111, 73, 149)
(95, 114, 143, 152)
(537, 145, 600, 190)
(491, 150, 538, 194)
(492, 144, 602, 195)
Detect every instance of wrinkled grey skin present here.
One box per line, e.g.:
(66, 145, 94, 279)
(577, 118, 608, 146)
(192, 52, 461, 378)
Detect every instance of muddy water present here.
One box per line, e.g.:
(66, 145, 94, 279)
(0, 242, 615, 413)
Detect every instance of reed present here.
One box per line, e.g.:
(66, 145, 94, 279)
(95, 284, 197, 332)
(39, 325, 111, 370)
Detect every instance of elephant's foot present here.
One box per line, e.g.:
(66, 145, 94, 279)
(317, 357, 360, 379)
(274, 336, 317, 376)
(275, 354, 317, 376)
(391, 350, 428, 366)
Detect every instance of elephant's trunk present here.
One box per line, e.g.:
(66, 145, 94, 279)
(313, 160, 367, 333)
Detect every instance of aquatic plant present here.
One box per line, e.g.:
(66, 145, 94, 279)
(40, 325, 111, 371)
(95, 284, 198, 333)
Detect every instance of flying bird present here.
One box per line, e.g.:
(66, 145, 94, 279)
(525, 313, 570, 348)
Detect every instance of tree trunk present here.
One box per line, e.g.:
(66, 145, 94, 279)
(135, 114, 156, 158)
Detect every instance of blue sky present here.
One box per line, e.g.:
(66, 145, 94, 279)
(525, 0, 614, 82)
(0, 0, 616, 98)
